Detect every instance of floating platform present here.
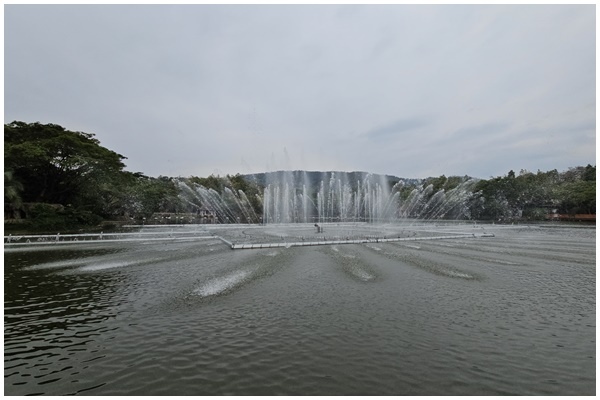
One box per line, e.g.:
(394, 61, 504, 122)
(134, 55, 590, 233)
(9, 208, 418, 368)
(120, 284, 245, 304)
(219, 232, 494, 250)
(4, 223, 496, 250)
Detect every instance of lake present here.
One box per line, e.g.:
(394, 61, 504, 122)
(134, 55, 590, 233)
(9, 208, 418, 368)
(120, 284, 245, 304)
(4, 223, 595, 395)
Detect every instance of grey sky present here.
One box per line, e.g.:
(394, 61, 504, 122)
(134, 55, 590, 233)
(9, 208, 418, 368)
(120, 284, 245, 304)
(4, 4, 596, 179)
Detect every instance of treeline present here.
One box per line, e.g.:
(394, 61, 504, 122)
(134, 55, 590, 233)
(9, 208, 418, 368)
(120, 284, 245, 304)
(419, 167, 595, 221)
(468, 167, 595, 221)
(4, 121, 596, 231)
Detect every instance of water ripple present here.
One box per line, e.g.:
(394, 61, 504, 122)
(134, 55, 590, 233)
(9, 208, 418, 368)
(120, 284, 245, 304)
(4, 226, 596, 395)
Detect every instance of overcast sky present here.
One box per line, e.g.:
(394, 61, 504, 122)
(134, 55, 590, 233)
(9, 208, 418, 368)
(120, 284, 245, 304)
(4, 4, 596, 179)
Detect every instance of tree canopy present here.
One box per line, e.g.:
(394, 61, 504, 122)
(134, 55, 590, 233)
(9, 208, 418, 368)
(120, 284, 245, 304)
(4, 121, 185, 229)
(5, 121, 127, 205)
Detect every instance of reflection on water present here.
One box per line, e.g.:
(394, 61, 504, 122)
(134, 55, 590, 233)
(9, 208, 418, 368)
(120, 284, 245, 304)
(4, 224, 596, 395)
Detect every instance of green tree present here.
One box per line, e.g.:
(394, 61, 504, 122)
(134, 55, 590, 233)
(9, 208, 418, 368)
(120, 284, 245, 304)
(583, 164, 596, 182)
(470, 166, 596, 221)
(559, 180, 596, 214)
(189, 174, 224, 192)
(5, 121, 132, 228)
(5, 121, 127, 206)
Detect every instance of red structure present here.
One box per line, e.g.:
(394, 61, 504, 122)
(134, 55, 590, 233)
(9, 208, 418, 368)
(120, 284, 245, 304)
(546, 213, 596, 222)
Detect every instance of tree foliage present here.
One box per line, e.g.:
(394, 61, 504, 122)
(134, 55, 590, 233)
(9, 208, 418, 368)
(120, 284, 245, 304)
(469, 166, 595, 220)
(4, 122, 185, 229)
(5, 121, 127, 205)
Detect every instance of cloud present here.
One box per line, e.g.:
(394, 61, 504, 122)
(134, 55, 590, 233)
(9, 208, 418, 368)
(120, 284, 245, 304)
(364, 118, 430, 141)
(4, 4, 595, 179)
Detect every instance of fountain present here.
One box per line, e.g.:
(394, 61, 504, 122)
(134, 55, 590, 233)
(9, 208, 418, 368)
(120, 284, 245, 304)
(4, 171, 484, 249)
(260, 171, 477, 224)
(177, 179, 261, 224)
(166, 171, 487, 250)
(262, 171, 395, 224)
(175, 170, 478, 225)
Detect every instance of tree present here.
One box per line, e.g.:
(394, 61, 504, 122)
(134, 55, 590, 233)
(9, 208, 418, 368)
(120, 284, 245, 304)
(559, 181, 596, 215)
(5, 121, 132, 228)
(583, 164, 596, 182)
(5, 121, 127, 206)
(189, 175, 224, 192)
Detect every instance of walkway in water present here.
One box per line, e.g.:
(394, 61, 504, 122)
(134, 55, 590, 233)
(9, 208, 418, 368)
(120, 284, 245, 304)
(4, 222, 502, 250)
(209, 222, 497, 250)
(3, 225, 216, 248)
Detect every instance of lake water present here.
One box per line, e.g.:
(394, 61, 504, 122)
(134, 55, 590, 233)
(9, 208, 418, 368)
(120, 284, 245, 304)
(4, 223, 595, 395)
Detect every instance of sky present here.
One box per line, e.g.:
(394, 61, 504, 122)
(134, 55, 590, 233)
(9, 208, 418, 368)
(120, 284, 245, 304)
(4, 4, 596, 179)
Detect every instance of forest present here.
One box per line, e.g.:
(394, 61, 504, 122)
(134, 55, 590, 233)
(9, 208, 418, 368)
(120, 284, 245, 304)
(4, 121, 596, 231)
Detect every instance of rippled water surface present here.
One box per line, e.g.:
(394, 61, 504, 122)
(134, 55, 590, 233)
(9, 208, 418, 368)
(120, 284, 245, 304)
(4, 224, 595, 395)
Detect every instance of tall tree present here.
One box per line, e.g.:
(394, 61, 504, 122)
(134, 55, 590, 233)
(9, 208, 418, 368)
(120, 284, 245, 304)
(5, 121, 127, 207)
